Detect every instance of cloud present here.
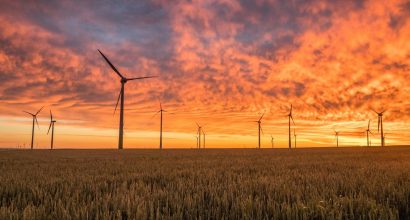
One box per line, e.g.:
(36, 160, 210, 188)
(1, 0, 410, 147)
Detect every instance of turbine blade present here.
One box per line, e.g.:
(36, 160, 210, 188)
(23, 111, 34, 116)
(35, 106, 44, 116)
(150, 110, 160, 119)
(368, 120, 370, 130)
(290, 104, 293, 114)
(98, 49, 124, 78)
(290, 115, 295, 125)
(196, 122, 200, 127)
(259, 112, 265, 121)
(127, 76, 158, 81)
(260, 126, 264, 135)
(114, 89, 121, 115)
(50, 110, 53, 122)
(34, 116, 39, 129)
(47, 122, 52, 135)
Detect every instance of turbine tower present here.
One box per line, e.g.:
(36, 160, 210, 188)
(294, 129, 297, 148)
(383, 133, 387, 146)
(98, 49, 156, 150)
(254, 113, 264, 149)
(270, 135, 274, 148)
(23, 106, 43, 150)
(47, 110, 57, 150)
(365, 120, 373, 147)
(195, 135, 199, 148)
(287, 104, 295, 149)
(196, 123, 202, 149)
(334, 130, 339, 147)
(374, 110, 386, 147)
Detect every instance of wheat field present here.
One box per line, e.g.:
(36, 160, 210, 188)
(0, 147, 409, 219)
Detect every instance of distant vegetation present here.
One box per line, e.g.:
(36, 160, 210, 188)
(0, 148, 409, 219)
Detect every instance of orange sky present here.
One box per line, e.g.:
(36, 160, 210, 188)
(1, 0, 410, 148)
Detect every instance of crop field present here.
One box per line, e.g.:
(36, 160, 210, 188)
(0, 147, 409, 219)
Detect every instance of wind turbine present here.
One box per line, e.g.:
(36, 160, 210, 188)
(270, 135, 274, 148)
(202, 130, 206, 149)
(47, 110, 57, 150)
(294, 129, 297, 148)
(98, 49, 156, 150)
(365, 120, 373, 147)
(154, 103, 166, 150)
(287, 104, 295, 149)
(334, 130, 339, 147)
(196, 123, 202, 148)
(254, 113, 264, 149)
(373, 109, 386, 147)
(23, 106, 43, 150)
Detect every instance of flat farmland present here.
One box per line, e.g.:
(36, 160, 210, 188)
(0, 147, 409, 219)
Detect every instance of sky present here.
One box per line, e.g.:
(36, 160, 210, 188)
(1, 0, 410, 149)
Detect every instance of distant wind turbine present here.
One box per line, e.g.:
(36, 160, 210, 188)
(47, 110, 57, 150)
(23, 106, 43, 150)
(365, 120, 373, 147)
(196, 123, 202, 148)
(202, 130, 206, 149)
(270, 135, 274, 148)
(98, 49, 157, 150)
(334, 130, 339, 147)
(254, 113, 264, 149)
(287, 104, 295, 149)
(155, 103, 166, 150)
(373, 109, 386, 147)
(294, 129, 297, 148)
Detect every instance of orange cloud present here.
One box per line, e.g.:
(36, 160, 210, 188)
(0, 0, 410, 148)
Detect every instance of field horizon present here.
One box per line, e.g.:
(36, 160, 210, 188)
(2, 145, 410, 151)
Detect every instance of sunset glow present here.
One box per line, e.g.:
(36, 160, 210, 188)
(1, 0, 410, 148)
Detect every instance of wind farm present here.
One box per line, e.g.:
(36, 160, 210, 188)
(1, 0, 410, 219)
